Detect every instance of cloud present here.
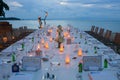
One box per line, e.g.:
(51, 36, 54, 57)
(9, 1, 23, 7)
(60, 1, 68, 5)
(59, 1, 94, 8)
(80, 3, 94, 7)
(5, 0, 120, 20)
(59, 1, 117, 9)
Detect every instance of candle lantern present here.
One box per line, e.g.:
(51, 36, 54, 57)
(37, 44, 41, 50)
(59, 43, 64, 52)
(78, 48, 82, 56)
(41, 38, 44, 44)
(36, 44, 42, 56)
(67, 34, 71, 38)
(44, 42, 49, 49)
(48, 29, 52, 33)
(3, 37, 8, 43)
(65, 54, 70, 64)
(64, 32, 68, 37)
(49, 37, 53, 42)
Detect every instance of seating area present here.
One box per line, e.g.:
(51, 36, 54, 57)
(0, 22, 35, 51)
(86, 26, 120, 54)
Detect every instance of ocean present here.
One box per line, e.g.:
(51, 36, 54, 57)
(2, 20, 120, 32)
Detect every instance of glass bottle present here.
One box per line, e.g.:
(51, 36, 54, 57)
(104, 59, 108, 68)
(78, 63, 82, 73)
(21, 43, 24, 50)
(94, 46, 97, 54)
(11, 53, 16, 62)
(32, 37, 34, 42)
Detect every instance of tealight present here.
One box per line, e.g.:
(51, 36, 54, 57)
(44, 42, 49, 49)
(48, 29, 52, 33)
(64, 32, 68, 37)
(49, 37, 53, 42)
(78, 48, 82, 56)
(37, 44, 41, 50)
(59, 43, 64, 52)
(67, 34, 71, 38)
(41, 38, 44, 44)
(65, 54, 70, 64)
(3, 37, 8, 43)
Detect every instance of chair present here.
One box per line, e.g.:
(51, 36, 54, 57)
(96, 28, 104, 40)
(108, 33, 120, 54)
(104, 30, 112, 40)
(91, 27, 99, 38)
(91, 25, 95, 33)
(98, 28, 104, 37)
(99, 30, 112, 45)
(85, 25, 95, 35)
(94, 27, 99, 34)
(113, 33, 120, 45)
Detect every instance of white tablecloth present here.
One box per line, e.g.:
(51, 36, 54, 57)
(0, 26, 119, 80)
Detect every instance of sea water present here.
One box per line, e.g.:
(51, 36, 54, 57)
(1, 20, 120, 32)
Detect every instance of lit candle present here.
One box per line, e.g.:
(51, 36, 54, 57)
(44, 42, 49, 49)
(65, 54, 70, 64)
(63, 32, 67, 37)
(64, 32, 70, 38)
(48, 29, 52, 33)
(49, 37, 53, 42)
(36, 44, 42, 56)
(41, 38, 44, 44)
(37, 44, 41, 50)
(3, 37, 8, 43)
(78, 48, 82, 56)
(59, 43, 64, 52)
(67, 34, 71, 38)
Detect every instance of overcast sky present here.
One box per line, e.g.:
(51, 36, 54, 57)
(4, 0, 120, 20)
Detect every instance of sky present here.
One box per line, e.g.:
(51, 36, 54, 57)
(3, 0, 120, 20)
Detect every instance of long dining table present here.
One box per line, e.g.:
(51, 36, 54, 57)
(0, 26, 120, 80)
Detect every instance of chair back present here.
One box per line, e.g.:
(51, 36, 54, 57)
(94, 27, 99, 34)
(114, 33, 120, 45)
(91, 26, 95, 32)
(98, 28, 104, 37)
(104, 30, 112, 40)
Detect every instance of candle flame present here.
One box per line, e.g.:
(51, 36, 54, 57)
(64, 32, 68, 37)
(49, 37, 53, 42)
(59, 44, 64, 52)
(3, 37, 8, 43)
(65, 55, 70, 64)
(48, 29, 52, 33)
(41, 38, 44, 44)
(78, 48, 82, 56)
(67, 34, 71, 38)
(37, 44, 40, 50)
(45, 42, 49, 49)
